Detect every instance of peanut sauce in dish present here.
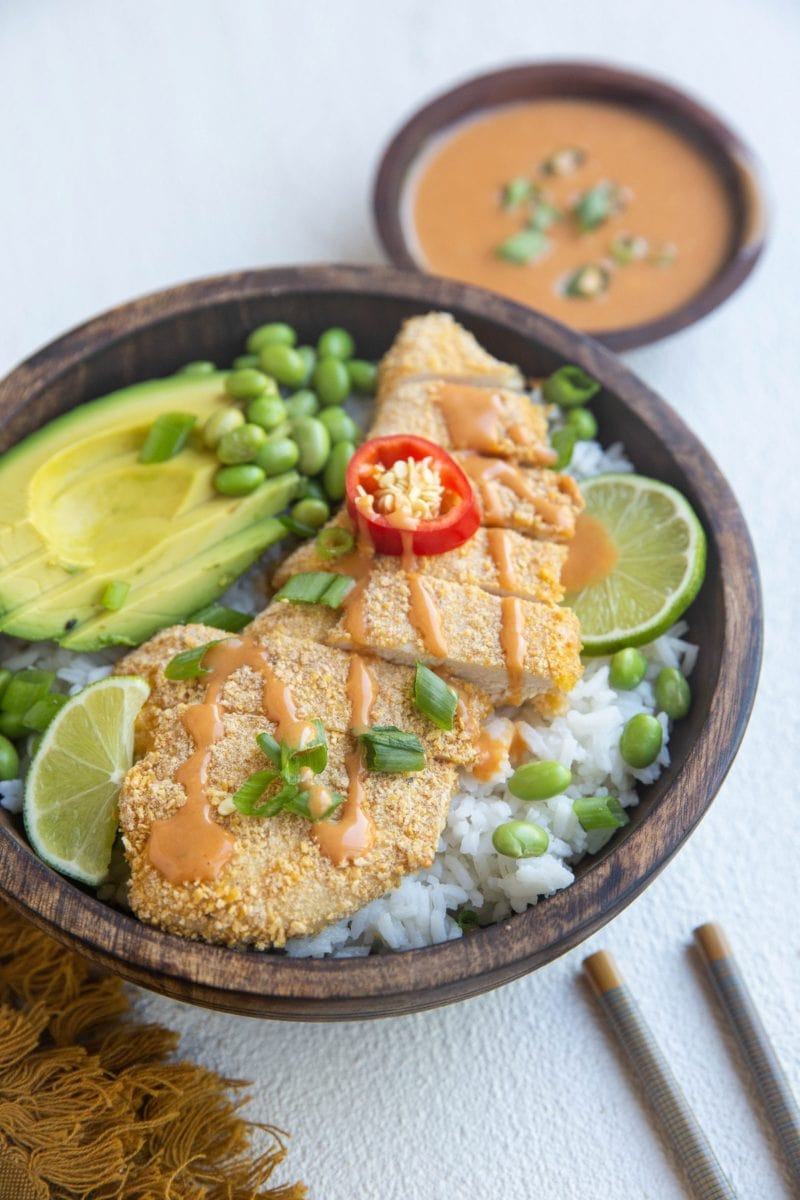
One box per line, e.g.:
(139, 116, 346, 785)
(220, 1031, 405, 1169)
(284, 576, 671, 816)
(410, 99, 733, 332)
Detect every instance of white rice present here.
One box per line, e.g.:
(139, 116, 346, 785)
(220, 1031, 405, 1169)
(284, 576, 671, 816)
(0, 436, 698, 959)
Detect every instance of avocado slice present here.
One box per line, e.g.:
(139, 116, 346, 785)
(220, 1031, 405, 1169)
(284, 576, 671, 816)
(0, 372, 298, 645)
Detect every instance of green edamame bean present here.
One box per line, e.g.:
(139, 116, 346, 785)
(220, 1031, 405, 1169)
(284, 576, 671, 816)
(318, 406, 360, 444)
(620, 713, 663, 769)
(284, 389, 320, 419)
(0, 733, 19, 781)
(492, 820, 549, 859)
(508, 760, 572, 801)
(291, 416, 331, 476)
(296, 345, 316, 385)
(566, 406, 598, 441)
(258, 343, 308, 388)
(0, 669, 12, 705)
(323, 440, 356, 501)
(655, 667, 691, 719)
(317, 327, 355, 360)
(224, 367, 271, 400)
(213, 464, 266, 496)
(217, 422, 268, 464)
(291, 497, 331, 529)
(178, 360, 216, 376)
(255, 437, 300, 477)
(609, 647, 648, 691)
(0, 712, 26, 739)
(233, 354, 259, 369)
(246, 322, 297, 353)
(348, 359, 377, 394)
(203, 406, 245, 450)
(247, 394, 287, 431)
(312, 357, 350, 406)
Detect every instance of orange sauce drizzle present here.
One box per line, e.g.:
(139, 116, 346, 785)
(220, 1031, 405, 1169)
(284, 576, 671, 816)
(433, 382, 506, 453)
(148, 637, 316, 884)
(458, 453, 568, 529)
(486, 527, 517, 592)
(346, 653, 377, 734)
(500, 596, 526, 705)
(561, 513, 619, 592)
(407, 572, 448, 657)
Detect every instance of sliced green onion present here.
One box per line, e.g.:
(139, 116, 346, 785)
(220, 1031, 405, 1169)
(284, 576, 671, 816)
(188, 603, 252, 632)
(541, 146, 585, 176)
(164, 639, 226, 680)
(139, 412, 196, 464)
(413, 663, 457, 731)
(357, 726, 425, 773)
(455, 909, 480, 933)
(501, 177, 536, 209)
(22, 693, 69, 732)
(564, 263, 610, 299)
(573, 794, 630, 831)
(232, 769, 287, 817)
(101, 580, 130, 611)
(279, 514, 318, 539)
(280, 720, 328, 782)
(496, 228, 549, 265)
(542, 365, 601, 408)
(528, 201, 561, 231)
(550, 427, 577, 470)
(256, 731, 282, 768)
(1, 669, 55, 715)
(273, 571, 354, 608)
(575, 182, 622, 232)
(283, 789, 345, 822)
(610, 233, 648, 265)
(316, 527, 355, 561)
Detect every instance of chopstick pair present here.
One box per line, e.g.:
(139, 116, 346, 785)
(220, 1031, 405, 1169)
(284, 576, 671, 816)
(584, 925, 800, 1200)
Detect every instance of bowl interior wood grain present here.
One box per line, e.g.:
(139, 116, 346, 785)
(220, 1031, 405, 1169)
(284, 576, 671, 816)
(373, 61, 767, 351)
(0, 264, 762, 1020)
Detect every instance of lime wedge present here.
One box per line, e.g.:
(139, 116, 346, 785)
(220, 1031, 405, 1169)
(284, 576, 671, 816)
(23, 675, 149, 884)
(563, 473, 706, 655)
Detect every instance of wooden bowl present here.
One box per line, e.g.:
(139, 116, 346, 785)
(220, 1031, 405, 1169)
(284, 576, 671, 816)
(0, 264, 762, 1020)
(373, 61, 768, 351)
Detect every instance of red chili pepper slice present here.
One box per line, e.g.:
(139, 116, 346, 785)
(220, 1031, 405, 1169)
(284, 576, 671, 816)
(345, 435, 480, 556)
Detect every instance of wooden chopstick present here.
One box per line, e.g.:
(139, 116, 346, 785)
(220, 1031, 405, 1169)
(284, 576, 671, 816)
(694, 922, 800, 1190)
(584, 950, 737, 1200)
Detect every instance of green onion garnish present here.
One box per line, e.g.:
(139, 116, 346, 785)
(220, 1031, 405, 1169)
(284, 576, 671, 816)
(501, 177, 536, 210)
(610, 233, 648, 265)
(164, 639, 226, 680)
(564, 263, 610, 299)
(413, 663, 457, 731)
(316, 527, 355, 561)
(232, 770, 290, 817)
(21, 693, 69, 732)
(496, 228, 549, 265)
(550, 427, 577, 471)
(1, 669, 55, 716)
(188, 603, 252, 632)
(139, 412, 197, 464)
(279, 514, 317, 539)
(279, 720, 328, 782)
(541, 146, 585, 176)
(256, 731, 282, 768)
(542, 365, 601, 408)
(282, 789, 345, 822)
(273, 572, 355, 608)
(455, 909, 480, 933)
(101, 580, 130, 611)
(356, 726, 425, 773)
(574, 182, 622, 233)
(573, 794, 630, 831)
(528, 201, 561, 232)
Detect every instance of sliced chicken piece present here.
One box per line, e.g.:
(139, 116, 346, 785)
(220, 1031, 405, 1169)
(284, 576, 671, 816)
(116, 619, 491, 765)
(377, 312, 524, 394)
(270, 514, 567, 605)
(120, 713, 456, 948)
(456, 453, 584, 540)
(325, 569, 582, 704)
(370, 379, 555, 466)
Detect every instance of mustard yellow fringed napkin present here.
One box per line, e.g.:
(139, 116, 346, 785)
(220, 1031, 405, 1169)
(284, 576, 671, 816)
(0, 899, 306, 1200)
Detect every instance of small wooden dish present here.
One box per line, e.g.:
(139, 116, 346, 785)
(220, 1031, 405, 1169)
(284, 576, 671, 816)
(373, 61, 767, 350)
(0, 264, 762, 1020)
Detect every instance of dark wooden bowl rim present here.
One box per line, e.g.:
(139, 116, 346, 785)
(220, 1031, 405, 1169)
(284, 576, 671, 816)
(0, 264, 762, 1020)
(373, 60, 768, 351)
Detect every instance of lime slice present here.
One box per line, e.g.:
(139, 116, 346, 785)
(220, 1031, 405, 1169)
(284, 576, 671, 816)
(563, 473, 706, 655)
(23, 675, 149, 884)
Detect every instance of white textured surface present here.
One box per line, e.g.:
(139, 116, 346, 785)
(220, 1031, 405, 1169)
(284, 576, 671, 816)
(1, 2, 798, 1196)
